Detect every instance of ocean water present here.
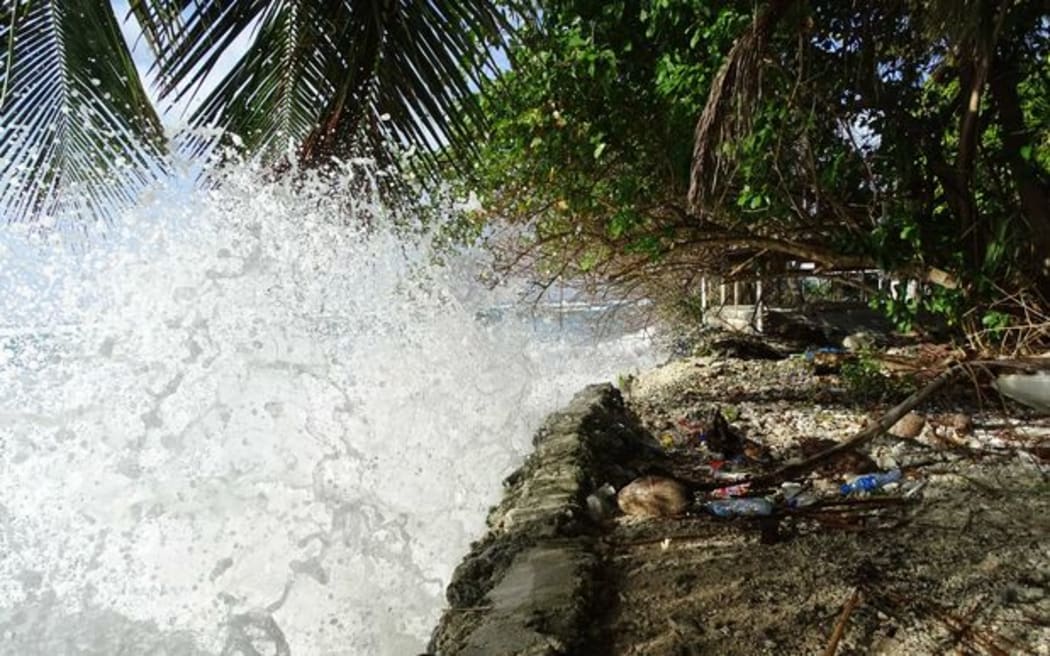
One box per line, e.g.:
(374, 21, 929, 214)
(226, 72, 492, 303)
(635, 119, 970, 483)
(0, 165, 659, 655)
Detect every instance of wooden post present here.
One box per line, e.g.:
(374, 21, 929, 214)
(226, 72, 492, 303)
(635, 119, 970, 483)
(756, 279, 764, 333)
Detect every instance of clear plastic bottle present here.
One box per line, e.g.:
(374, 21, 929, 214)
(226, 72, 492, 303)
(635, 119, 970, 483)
(839, 469, 902, 495)
(704, 497, 774, 517)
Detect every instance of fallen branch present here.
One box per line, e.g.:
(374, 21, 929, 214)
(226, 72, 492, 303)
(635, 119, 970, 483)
(823, 587, 863, 656)
(757, 364, 963, 486)
(682, 357, 1049, 494)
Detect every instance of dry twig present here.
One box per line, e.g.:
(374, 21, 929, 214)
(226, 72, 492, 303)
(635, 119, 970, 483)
(823, 587, 863, 656)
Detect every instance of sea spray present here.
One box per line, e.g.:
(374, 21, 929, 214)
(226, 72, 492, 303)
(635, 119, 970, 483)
(0, 164, 659, 655)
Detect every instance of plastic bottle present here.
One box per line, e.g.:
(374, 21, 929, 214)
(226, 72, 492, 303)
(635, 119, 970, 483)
(704, 498, 774, 517)
(839, 469, 902, 495)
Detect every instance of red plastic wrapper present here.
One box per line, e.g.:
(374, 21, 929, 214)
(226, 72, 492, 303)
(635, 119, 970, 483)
(710, 482, 751, 499)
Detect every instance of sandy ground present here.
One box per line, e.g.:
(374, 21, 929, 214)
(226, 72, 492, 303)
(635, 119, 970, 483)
(595, 344, 1050, 655)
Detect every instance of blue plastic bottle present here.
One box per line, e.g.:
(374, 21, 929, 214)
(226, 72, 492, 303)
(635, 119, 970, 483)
(840, 469, 902, 495)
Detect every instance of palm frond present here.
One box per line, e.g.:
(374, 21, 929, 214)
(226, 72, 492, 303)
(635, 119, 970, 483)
(125, 0, 185, 54)
(363, 0, 508, 180)
(0, 0, 166, 226)
(134, 0, 510, 180)
(688, 0, 795, 212)
(179, 1, 362, 162)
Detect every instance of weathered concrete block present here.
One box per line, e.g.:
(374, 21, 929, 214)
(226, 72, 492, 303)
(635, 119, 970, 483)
(428, 384, 658, 655)
(459, 542, 598, 656)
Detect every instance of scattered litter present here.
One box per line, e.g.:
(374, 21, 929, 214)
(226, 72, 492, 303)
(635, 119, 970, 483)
(612, 336, 1049, 653)
(787, 492, 819, 508)
(901, 480, 927, 499)
(712, 469, 749, 482)
(993, 371, 1050, 413)
(806, 347, 852, 374)
(586, 482, 618, 521)
(710, 482, 752, 499)
(840, 469, 902, 495)
(780, 482, 819, 507)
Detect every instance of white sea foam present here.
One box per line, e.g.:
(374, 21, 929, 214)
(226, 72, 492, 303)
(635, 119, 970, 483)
(0, 164, 659, 655)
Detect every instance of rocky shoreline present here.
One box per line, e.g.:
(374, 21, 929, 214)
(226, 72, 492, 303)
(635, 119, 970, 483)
(427, 343, 1050, 655)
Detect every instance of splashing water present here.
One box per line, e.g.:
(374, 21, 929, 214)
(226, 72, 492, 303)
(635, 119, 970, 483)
(0, 165, 660, 655)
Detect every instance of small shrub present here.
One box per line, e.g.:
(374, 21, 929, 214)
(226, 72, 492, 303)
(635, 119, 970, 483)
(840, 356, 912, 404)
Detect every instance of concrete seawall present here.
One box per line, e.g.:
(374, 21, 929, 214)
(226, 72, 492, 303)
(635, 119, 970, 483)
(427, 384, 656, 655)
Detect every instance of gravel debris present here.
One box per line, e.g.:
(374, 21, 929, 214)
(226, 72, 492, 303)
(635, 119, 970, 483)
(597, 343, 1050, 655)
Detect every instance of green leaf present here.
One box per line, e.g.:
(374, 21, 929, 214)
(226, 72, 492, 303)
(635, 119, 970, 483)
(608, 210, 632, 238)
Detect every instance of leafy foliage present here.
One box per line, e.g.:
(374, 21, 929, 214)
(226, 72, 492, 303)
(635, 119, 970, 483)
(840, 356, 914, 406)
(462, 1, 745, 294)
(465, 0, 1050, 339)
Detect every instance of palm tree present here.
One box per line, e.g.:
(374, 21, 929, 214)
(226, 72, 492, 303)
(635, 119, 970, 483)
(0, 0, 510, 225)
(0, 1, 165, 225)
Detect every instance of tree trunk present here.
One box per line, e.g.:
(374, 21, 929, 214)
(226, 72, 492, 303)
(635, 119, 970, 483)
(956, 56, 989, 267)
(989, 61, 1050, 295)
